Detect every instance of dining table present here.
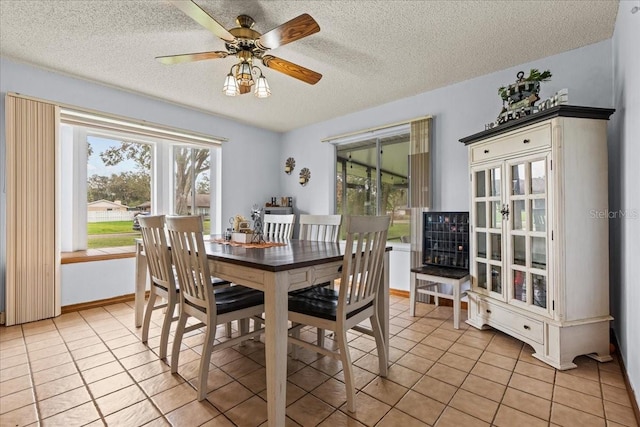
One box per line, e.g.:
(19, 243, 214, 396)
(134, 237, 391, 426)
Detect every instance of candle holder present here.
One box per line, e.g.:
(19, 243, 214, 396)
(299, 167, 311, 186)
(285, 157, 295, 175)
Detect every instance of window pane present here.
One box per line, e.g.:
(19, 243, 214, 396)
(476, 170, 486, 197)
(512, 200, 526, 231)
(511, 164, 525, 195)
(490, 201, 502, 228)
(490, 167, 501, 196)
(532, 274, 547, 308)
(531, 237, 546, 269)
(532, 199, 546, 232)
(87, 136, 150, 249)
(174, 146, 211, 233)
(476, 232, 486, 258)
(491, 266, 502, 294)
(513, 270, 526, 302)
(477, 263, 487, 289)
(490, 233, 501, 261)
(336, 133, 410, 242)
(531, 160, 546, 194)
(513, 235, 526, 266)
(476, 202, 486, 228)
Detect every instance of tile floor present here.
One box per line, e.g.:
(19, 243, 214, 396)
(0, 296, 637, 427)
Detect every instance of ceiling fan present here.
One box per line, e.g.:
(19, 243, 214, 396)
(157, 0, 322, 97)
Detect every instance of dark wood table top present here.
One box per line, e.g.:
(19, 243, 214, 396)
(204, 239, 344, 272)
(204, 238, 392, 272)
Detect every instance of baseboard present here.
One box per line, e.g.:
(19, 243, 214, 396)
(389, 288, 469, 310)
(61, 291, 149, 314)
(389, 289, 410, 298)
(611, 329, 640, 425)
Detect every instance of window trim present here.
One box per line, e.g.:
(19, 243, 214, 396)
(60, 117, 222, 253)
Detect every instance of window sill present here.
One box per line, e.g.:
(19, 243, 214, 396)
(61, 246, 136, 264)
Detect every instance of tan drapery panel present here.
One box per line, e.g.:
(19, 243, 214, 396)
(5, 95, 60, 325)
(409, 118, 432, 269)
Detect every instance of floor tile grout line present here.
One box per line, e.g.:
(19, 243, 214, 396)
(1, 328, 38, 420)
(73, 307, 171, 425)
(6, 301, 631, 427)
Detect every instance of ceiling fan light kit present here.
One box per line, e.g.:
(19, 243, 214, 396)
(159, 0, 322, 99)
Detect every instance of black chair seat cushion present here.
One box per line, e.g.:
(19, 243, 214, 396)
(185, 285, 264, 315)
(288, 287, 372, 321)
(288, 281, 333, 295)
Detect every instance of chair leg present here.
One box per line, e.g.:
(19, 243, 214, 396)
(291, 324, 300, 360)
(225, 322, 232, 338)
(317, 328, 325, 349)
(336, 330, 356, 412)
(409, 272, 417, 317)
(197, 322, 216, 401)
(253, 319, 261, 342)
(239, 319, 248, 347)
(158, 293, 176, 360)
(170, 312, 188, 374)
(370, 313, 388, 377)
(141, 288, 157, 344)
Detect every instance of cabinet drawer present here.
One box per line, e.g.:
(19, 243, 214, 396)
(471, 124, 551, 163)
(478, 300, 544, 344)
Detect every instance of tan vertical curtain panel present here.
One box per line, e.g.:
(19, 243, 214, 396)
(409, 117, 431, 269)
(5, 95, 60, 326)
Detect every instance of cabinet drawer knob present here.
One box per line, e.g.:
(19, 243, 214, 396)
(523, 325, 531, 330)
(523, 139, 531, 144)
(484, 149, 490, 154)
(486, 309, 491, 314)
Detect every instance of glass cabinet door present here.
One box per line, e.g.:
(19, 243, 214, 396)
(506, 155, 550, 314)
(471, 164, 505, 300)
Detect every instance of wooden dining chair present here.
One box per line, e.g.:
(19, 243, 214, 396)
(165, 215, 265, 401)
(296, 214, 342, 347)
(299, 214, 342, 242)
(139, 215, 178, 360)
(288, 215, 390, 412)
(139, 215, 233, 360)
(263, 213, 295, 240)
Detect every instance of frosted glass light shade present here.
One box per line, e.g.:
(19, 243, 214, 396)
(222, 73, 239, 96)
(254, 75, 271, 98)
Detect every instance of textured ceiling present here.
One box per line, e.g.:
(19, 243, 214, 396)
(0, 1, 618, 132)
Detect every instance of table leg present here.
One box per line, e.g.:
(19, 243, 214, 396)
(135, 241, 147, 328)
(264, 272, 288, 427)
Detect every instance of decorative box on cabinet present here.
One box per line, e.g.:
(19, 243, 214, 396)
(459, 105, 615, 370)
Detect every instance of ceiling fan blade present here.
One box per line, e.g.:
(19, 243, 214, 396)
(262, 55, 322, 85)
(156, 51, 228, 64)
(257, 14, 320, 49)
(170, 0, 235, 43)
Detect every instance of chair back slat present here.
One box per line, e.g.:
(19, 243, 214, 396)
(138, 215, 175, 292)
(165, 216, 215, 312)
(263, 214, 295, 240)
(338, 216, 390, 318)
(299, 214, 342, 242)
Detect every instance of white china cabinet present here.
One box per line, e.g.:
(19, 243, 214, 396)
(460, 105, 615, 370)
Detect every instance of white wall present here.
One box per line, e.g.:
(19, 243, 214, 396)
(280, 40, 614, 292)
(0, 58, 281, 311)
(60, 259, 136, 306)
(610, 1, 640, 405)
(280, 41, 614, 213)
